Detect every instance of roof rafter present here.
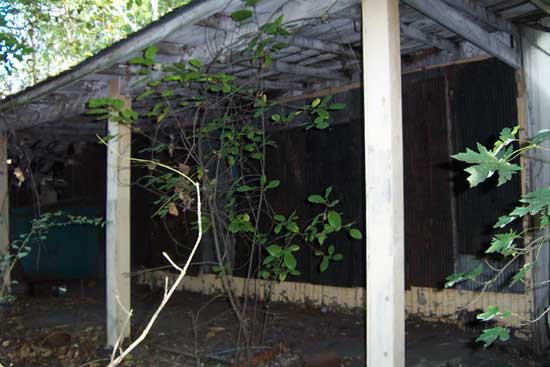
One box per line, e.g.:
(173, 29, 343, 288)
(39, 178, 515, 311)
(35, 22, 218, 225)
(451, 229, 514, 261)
(402, 0, 521, 69)
(441, 0, 519, 36)
(273, 35, 356, 57)
(529, 0, 550, 14)
(399, 23, 458, 52)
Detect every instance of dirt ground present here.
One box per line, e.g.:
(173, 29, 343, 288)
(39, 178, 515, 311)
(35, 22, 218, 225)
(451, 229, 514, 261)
(0, 281, 545, 367)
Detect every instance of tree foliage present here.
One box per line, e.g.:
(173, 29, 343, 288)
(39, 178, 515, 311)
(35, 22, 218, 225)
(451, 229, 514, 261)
(0, 0, 191, 97)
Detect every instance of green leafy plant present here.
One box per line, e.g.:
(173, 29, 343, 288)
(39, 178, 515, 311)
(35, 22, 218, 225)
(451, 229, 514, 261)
(447, 124, 550, 347)
(84, 5, 359, 363)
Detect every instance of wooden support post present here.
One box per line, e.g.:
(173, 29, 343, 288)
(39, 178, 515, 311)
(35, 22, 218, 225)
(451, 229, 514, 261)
(0, 136, 9, 291)
(362, 0, 405, 366)
(106, 77, 132, 347)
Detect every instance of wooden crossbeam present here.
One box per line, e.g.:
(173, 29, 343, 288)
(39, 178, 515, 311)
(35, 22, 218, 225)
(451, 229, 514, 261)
(403, 0, 521, 69)
(530, 0, 550, 14)
(271, 60, 347, 80)
(274, 35, 356, 57)
(441, 0, 519, 36)
(400, 23, 458, 52)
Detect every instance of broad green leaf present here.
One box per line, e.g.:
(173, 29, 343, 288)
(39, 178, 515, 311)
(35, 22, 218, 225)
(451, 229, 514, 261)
(320, 256, 330, 272)
(327, 211, 342, 229)
(349, 229, 363, 239)
(494, 215, 516, 228)
(510, 188, 550, 219)
(332, 253, 343, 261)
(311, 98, 321, 108)
(283, 252, 297, 270)
(266, 180, 280, 189)
(286, 221, 299, 233)
(476, 326, 510, 349)
(496, 126, 518, 146)
(144, 46, 158, 60)
(189, 59, 202, 68)
(451, 143, 520, 187)
(308, 195, 325, 204)
(273, 214, 285, 222)
(231, 9, 253, 22)
(266, 244, 282, 257)
(477, 306, 500, 321)
(510, 263, 533, 286)
(444, 272, 465, 288)
(136, 89, 155, 101)
(288, 244, 300, 252)
(486, 230, 520, 255)
(316, 121, 330, 129)
(289, 268, 300, 276)
(236, 185, 253, 192)
(328, 103, 345, 110)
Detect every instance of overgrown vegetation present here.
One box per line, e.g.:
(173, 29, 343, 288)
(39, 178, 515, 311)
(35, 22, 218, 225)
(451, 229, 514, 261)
(84, 2, 361, 364)
(447, 125, 550, 348)
(0, 0, 191, 96)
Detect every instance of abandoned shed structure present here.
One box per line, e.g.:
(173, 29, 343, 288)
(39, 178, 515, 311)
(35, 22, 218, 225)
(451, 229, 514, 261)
(1, 0, 550, 365)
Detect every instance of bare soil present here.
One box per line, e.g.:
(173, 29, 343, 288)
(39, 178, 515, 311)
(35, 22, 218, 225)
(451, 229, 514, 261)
(0, 281, 544, 367)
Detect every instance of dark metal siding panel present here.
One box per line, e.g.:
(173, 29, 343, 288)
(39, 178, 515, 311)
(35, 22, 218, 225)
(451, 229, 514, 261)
(450, 59, 521, 255)
(402, 72, 455, 289)
(249, 90, 366, 287)
(449, 59, 523, 293)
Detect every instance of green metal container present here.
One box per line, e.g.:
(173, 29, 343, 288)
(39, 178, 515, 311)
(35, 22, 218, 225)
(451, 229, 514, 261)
(10, 207, 101, 281)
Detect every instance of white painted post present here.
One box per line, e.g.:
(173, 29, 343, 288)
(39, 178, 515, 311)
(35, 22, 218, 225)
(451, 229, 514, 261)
(106, 77, 132, 347)
(362, 0, 405, 366)
(0, 135, 9, 292)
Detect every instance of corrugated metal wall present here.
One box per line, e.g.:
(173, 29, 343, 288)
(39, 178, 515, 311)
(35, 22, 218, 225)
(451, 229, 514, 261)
(449, 59, 523, 293)
(402, 69, 454, 289)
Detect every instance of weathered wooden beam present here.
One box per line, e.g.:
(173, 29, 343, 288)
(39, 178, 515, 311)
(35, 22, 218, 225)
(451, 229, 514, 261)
(403, 0, 521, 69)
(363, 0, 405, 366)
(0, 90, 109, 134)
(529, 0, 550, 14)
(274, 35, 356, 57)
(400, 23, 458, 52)
(240, 79, 304, 91)
(271, 60, 347, 80)
(0, 135, 9, 294)
(441, 0, 519, 36)
(106, 77, 132, 348)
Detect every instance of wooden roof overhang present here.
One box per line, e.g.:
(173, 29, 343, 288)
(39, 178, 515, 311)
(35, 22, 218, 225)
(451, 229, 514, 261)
(0, 0, 547, 153)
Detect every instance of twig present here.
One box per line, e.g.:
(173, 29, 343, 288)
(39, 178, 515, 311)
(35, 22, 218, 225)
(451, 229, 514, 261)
(96, 141, 203, 367)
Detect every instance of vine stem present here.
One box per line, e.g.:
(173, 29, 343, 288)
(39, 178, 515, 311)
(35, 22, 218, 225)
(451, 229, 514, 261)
(98, 135, 203, 367)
